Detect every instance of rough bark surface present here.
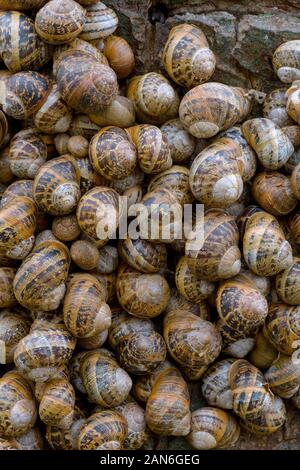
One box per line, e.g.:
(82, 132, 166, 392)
(105, 0, 300, 450)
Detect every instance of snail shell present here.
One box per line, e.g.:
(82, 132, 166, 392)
(265, 353, 300, 399)
(52, 214, 81, 242)
(0, 268, 17, 308)
(76, 157, 106, 195)
(0, 196, 37, 251)
(13, 427, 44, 450)
(242, 118, 294, 170)
(70, 240, 100, 271)
(104, 35, 135, 79)
(263, 88, 293, 127)
(63, 273, 111, 338)
(148, 166, 194, 206)
(67, 136, 89, 158)
(187, 407, 240, 450)
(13, 240, 70, 311)
(79, 1, 118, 41)
(78, 410, 127, 451)
(45, 405, 86, 450)
(33, 155, 81, 216)
(202, 358, 236, 410)
(116, 263, 170, 319)
(161, 119, 196, 163)
(165, 288, 210, 320)
(163, 23, 216, 88)
(78, 330, 108, 350)
(291, 161, 300, 199)
(95, 244, 118, 274)
(39, 378, 75, 430)
(249, 330, 278, 370)
(179, 82, 252, 139)
(90, 126, 137, 181)
(286, 81, 300, 125)
(35, 0, 86, 45)
(89, 96, 136, 128)
(276, 258, 300, 305)
(175, 256, 215, 303)
(56, 50, 118, 114)
(282, 125, 300, 173)
(0, 146, 14, 185)
(69, 114, 100, 139)
(127, 73, 179, 125)
(289, 210, 300, 244)
(115, 397, 147, 450)
(0, 309, 30, 364)
(252, 171, 297, 216)
(9, 128, 48, 179)
(241, 395, 286, 435)
(118, 237, 167, 274)
(273, 40, 300, 83)
(263, 303, 300, 355)
(33, 84, 72, 134)
(80, 348, 132, 407)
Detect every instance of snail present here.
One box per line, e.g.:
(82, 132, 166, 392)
(79, 1, 118, 41)
(114, 397, 148, 450)
(78, 329, 108, 350)
(282, 125, 300, 173)
(132, 360, 173, 404)
(95, 244, 118, 274)
(0, 11, 52, 72)
(288, 210, 300, 244)
(291, 161, 300, 199)
(110, 166, 144, 194)
(9, 128, 48, 179)
(0, 146, 14, 185)
(33, 84, 72, 134)
(89, 96, 136, 128)
(116, 263, 170, 318)
(252, 171, 297, 216)
(33, 155, 81, 216)
(0, 371, 37, 438)
(52, 214, 81, 242)
(263, 88, 293, 127)
(241, 395, 286, 435)
(56, 50, 118, 114)
(286, 81, 300, 124)
(275, 258, 300, 305)
(127, 124, 172, 175)
(165, 288, 210, 320)
(185, 209, 241, 281)
(127, 73, 179, 125)
(80, 348, 132, 407)
(76, 157, 107, 195)
(145, 365, 191, 436)
(0, 71, 52, 120)
(202, 358, 236, 410)
(14, 321, 76, 382)
(160, 119, 196, 163)
(163, 309, 222, 380)
(263, 303, 300, 355)
(189, 137, 244, 208)
(0, 309, 31, 364)
(63, 273, 111, 338)
(220, 127, 257, 182)
(67, 136, 89, 158)
(272, 40, 300, 83)
(54, 134, 70, 156)
(118, 237, 167, 274)
(45, 405, 86, 450)
(242, 118, 294, 170)
(249, 330, 278, 370)
(13, 427, 44, 450)
(175, 256, 215, 303)
(179, 83, 255, 139)
(89, 126, 137, 180)
(0, 268, 17, 309)
(35, 0, 86, 45)
(13, 240, 70, 311)
(163, 23, 216, 88)
(242, 208, 293, 276)
(103, 35, 135, 79)
(78, 410, 127, 450)
(70, 240, 100, 271)
(186, 407, 240, 450)
(39, 378, 75, 430)
(69, 114, 100, 139)
(148, 166, 194, 206)
(265, 353, 300, 399)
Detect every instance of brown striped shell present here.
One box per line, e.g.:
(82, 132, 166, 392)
(0, 112, 9, 151)
(242, 118, 294, 170)
(179, 82, 252, 139)
(79, 1, 118, 41)
(202, 359, 236, 410)
(0, 146, 13, 185)
(0, 11, 52, 73)
(0, 196, 37, 250)
(76, 186, 121, 245)
(63, 273, 111, 338)
(163, 309, 222, 380)
(76, 157, 106, 195)
(148, 166, 194, 206)
(185, 209, 241, 281)
(145, 365, 191, 436)
(0, 371, 37, 438)
(286, 81, 300, 125)
(241, 395, 286, 435)
(127, 73, 179, 125)
(78, 330, 108, 350)
(291, 161, 300, 199)
(14, 322, 76, 382)
(95, 244, 118, 274)
(175, 256, 215, 303)
(289, 210, 300, 243)
(118, 237, 167, 274)
(252, 171, 297, 216)
(45, 404, 86, 450)
(35, 0, 86, 45)
(80, 348, 132, 407)
(9, 128, 48, 179)
(110, 166, 144, 193)
(78, 410, 127, 451)
(114, 397, 147, 450)
(127, 124, 172, 175)
(262, 88, 293, 127)
(104, 35, 135, 79)
(242, 209, 293, 276)
(187, 407, 240, 450)
(0, 310, 30, 364)
(33, 155, 81, 216)
(228, 359, 273, 421)
(189, 137, 244, 208)
(0, 71, 52, 120)
(13, 240, 70, 311)
(282, 125, 300, 172)
(0, 268, 17, 308)
(273, 40, 300, 83)
(132, 359, 173, 404)
(39, 378, 75, 430)
(165, 288, 210, 320)
(33, 84, 72, 134)
(263, 303, 300, 355)
(90, 126, 137, 180)
(249, 330, 278, 370)
(0, 179, 34, 208)
(69, 114, 100, 139)
(56, 50, 118, 114)
(89, 96, 136, 128)
(108, 309, 154, 350)
(265, 353, 300, 399)
(116, 263, 170, 319)
(160, 119, 196, 163)
(276, 258, 300, 305)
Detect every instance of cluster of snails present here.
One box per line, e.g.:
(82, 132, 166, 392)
(0, 0, 300, 452)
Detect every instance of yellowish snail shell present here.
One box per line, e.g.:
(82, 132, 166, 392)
(89, 96, 136, 128)
(70, 240, 100, 271)
(118, 237, 167, 274)
(103, 35, 135, 79)
(38, 378, 75, 430)
(252, 171, 297, 216)
(201, 358, 236, 410)
(263, 303, 300, 355)
(78, 410, 127, 451)
(273, 40, 300, 83)
(0, 309, 31, 364)
(69, 113, 100, 139)
(161, 119, 196, 163)
(265, 353, 300, 399)
(263, 88, 293, 127)
(275, 258, 300, 305)
(286, 81, 300, 125)
(95, 244, 119, 274)
(114, 397, 147, 450)
(249, 329, 278, 370)
(9, 128, 48, 179)
(33, 84, 72, 134)
(282, 125, 300, 173)
(45, 404, 86, 450)
(175, 256, 215, 303)
(163, 23, 216, 88)
(0, 267, 17, 308)
(241, 395, 286, 435)
(148, 166, 194, 206)
(67, 136, 89, 158)
(79, 1, 119, 41)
